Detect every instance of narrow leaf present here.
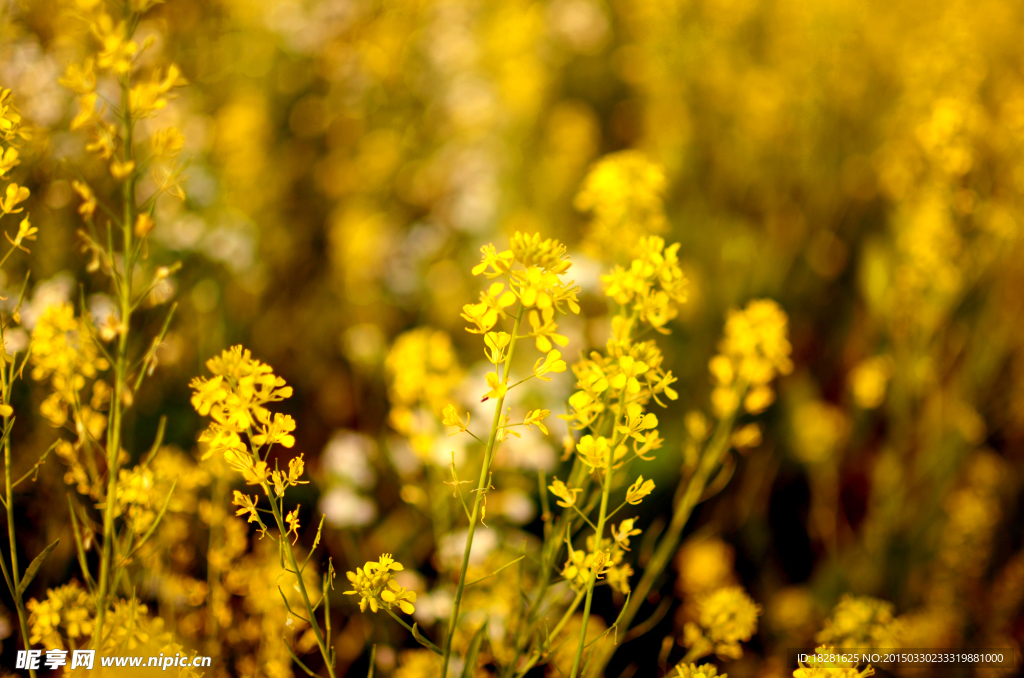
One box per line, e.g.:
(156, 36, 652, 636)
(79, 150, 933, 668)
(277, 585, 310, 624)
(67, 496, 96, 593)
(284, 639, 318, 678)
(140, 416, 167, 469)
(18, 538, 59, 597)
(126, 480, 176, 558)
(461, 621, 488, 678)
(411, 622, 443, 656)
(301, 514, 326, 572)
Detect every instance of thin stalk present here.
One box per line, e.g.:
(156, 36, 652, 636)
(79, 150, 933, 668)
(586, 404, 739, 677)
(440, 305, 524, 678)
(382, 607, 442, 654)
(94, 47, 137, 649)
(513, 588, 585, 678)
(549, 588, 586, 645)
(567, 428, 617, 678)
(0, 325, 31, 676)
(3, 406, 35, 678)
(267, 496, 336, 678)
(503, 437, 592, 677)
(567, 326, 639, 678)
(206, 473, 226, 657)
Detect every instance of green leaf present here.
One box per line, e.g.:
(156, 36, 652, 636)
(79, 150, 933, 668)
(18, 539, 59, 598)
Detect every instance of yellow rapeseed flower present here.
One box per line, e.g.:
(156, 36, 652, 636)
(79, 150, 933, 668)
(675, 663, 727, 678)
(576, 434, 610, 471)
(793, 646, 875, 678)
(710, 299, 793, 418)
(575, 151, 668, 254)
(1, 182, 29, 213)
(92, 14, 138, 73)
(815, 595, 902, 651)
(685, 585, 761, 660)
(548, 477, 581, 508)
(625, 475, 655, 504)
(849, 356, 894, 409)
(344, 553, 416, 615)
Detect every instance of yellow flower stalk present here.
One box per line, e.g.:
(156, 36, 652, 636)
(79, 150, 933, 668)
(191, 345, 337, 677)
(437, 232, 579, 677)
(0, 85, 52, 678)
(40, 0, 190, 658)
(580, 297, 793, 677)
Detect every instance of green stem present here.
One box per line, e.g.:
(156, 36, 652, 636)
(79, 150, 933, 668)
(513, 588, 585, 678)
(268, 496, 337, 678)
(94, 42, 137, 648)
(587, 403, 740, 677)
(440, 305, 524, 678)
(567, 435, 616, 678)
(206, 473, 226, 657)
(3, 409, 35, 678)
(567, 351, 638, 678)
(502, 457, 588, 678)
(383, 607, 442, 655)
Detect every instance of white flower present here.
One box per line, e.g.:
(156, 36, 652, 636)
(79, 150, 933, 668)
(498, 488, 536, 525)
(438, 527, 498, 569)
(323, 431, 376, 488)
(320, 486, 376, 528)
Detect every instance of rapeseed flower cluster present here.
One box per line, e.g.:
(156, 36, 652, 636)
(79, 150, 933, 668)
(793, 646, 876, 678)
(3, 0, 1023, 676)
(540, 228, 690, 677)
(26, 581, 94, 649)
(682, 585, 762, 660)
(191, 345, 338, 677)
(575, 151, 668, 254)
(561, 535, 632, 595)
(190, 345, 298, 484)
(562, 237, 685, 439)
(30, 303, 109, 431)
(60, 2, 186, 196)
(385, 328, 463, 458)
(709, 299, 794, 419)
(26, 581, 201, 674)
(344, 553, 417, 615)
(674, 662, 727, 678)
(431, 232, 579, 675)
(815, 595, 902, 651)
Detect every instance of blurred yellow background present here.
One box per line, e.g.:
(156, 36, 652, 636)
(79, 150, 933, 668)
(0, 0, 1022, 676)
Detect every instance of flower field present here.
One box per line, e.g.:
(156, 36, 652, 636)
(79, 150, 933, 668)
(0, 0, 1022, 677)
